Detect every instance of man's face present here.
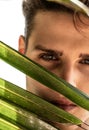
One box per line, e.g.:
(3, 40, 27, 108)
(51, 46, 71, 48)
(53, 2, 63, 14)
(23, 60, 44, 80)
(19, 11, 89, 129)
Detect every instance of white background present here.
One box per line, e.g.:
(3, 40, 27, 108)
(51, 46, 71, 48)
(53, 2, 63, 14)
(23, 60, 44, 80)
(0, 0, 26, 89)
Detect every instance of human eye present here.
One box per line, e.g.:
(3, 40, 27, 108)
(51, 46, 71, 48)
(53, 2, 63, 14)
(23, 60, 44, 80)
(39, 52, 59, 61)
(79, 59, 89, 65)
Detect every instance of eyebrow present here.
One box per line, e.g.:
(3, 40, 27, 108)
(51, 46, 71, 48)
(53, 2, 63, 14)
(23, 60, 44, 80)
(79, 53, 89, 58)
(34, 45, 63, 56)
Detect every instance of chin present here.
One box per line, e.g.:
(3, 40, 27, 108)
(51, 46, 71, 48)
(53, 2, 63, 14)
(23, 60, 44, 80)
(69, 106, 89, 123)
(48, 105, 89, 130)
(46, 120, 78, 130)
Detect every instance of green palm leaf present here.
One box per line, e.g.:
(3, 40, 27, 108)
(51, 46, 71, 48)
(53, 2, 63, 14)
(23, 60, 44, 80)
(0, 41, 89, 129)
(0, 98, 58, 130)
(0, 78, 82, 126)
(0, 41, 89, 111)
(0, 117, 28, 130)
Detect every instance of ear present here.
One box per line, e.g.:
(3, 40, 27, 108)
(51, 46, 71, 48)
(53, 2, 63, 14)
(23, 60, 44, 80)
(18, 35, 26, 54)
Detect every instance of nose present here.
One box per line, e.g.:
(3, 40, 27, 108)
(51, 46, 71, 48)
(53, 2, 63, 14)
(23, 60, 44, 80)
(60, 65, 76, 87)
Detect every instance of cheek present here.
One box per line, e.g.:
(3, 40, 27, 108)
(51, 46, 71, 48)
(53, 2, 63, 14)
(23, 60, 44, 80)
(75, 67, 89, 94)
(26, 76, 62, 101)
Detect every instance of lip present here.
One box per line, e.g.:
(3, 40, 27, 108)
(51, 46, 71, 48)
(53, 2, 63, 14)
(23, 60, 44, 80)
(50, 100, 77, 111)
(57, 104, 77, 111)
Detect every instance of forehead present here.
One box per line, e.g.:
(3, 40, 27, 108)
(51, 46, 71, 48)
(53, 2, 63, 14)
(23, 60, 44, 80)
(34, 11, 89, 30)
(30, 11, 89, 41)
(34, 11, 74, 29)
(27, 11, 89, 57)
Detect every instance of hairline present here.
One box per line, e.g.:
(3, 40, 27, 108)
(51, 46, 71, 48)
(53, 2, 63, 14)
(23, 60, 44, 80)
(25, 9, 74, 48)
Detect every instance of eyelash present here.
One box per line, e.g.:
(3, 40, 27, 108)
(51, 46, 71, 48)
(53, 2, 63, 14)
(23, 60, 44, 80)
(39, 53, 59, 61)
(39, 53, 89, 65)
(80, 59, 89, 65)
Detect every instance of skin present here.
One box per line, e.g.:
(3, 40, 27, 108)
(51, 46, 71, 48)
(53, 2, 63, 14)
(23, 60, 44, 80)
(19, 11, 89, 130)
